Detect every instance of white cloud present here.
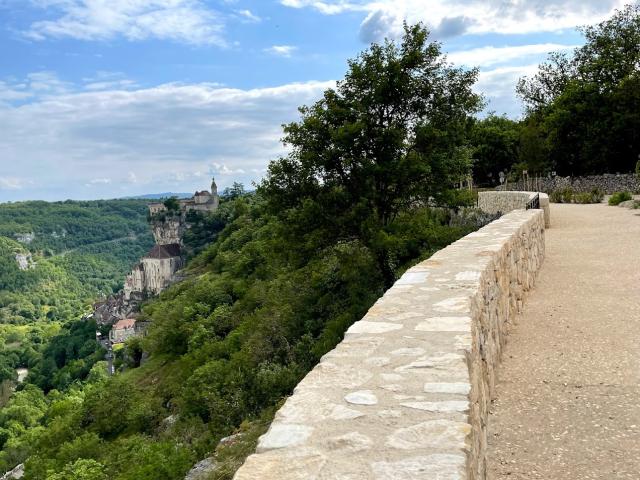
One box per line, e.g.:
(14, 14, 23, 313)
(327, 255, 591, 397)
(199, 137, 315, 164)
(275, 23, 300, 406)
(282, 0, 628, 38)
(448, 43, 578, 68)
(0, 177, 30, 190)
(86, 178, 112, 185)
(211, 162, 246, 175)
(475, 64, 540, 117)
(26, 0, 227, 46)
(0, 75, 334, 200)
(236, 9, 261, 23)
(265, 45, 298, 57)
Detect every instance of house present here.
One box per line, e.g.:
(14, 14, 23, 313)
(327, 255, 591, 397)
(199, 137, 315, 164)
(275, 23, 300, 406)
(109, 318, 137, 344)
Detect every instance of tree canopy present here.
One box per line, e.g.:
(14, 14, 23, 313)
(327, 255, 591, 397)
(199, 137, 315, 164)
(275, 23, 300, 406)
(515, 4, 640, 176)
(261, 24, 481, 284)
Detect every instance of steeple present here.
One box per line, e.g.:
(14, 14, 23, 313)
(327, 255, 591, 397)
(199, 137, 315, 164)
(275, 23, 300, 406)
(211, 177, 218, 196)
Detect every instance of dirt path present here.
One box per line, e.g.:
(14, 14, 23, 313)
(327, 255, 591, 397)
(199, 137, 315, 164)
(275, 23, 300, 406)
(487, 204, 640, 479)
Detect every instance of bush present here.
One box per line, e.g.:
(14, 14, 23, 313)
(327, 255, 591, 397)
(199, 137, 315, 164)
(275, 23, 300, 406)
(636, 160, 640, 177)
(573, 189, 604, 204)
(589, 188, 605, 204)
(573, 192, 593, 204)
(549, 187, 574, 203)
(561, 187, 574, 203)
(609, 191, 633, 205)
(549, 190, 563, 203)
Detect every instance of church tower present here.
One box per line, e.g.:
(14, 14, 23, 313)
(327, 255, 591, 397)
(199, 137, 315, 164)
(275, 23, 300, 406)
(210, 177, 220, 210)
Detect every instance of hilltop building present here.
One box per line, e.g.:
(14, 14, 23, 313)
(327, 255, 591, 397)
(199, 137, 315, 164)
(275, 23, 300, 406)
(148, 178, 219, 217)
(93, 179, 219, 326)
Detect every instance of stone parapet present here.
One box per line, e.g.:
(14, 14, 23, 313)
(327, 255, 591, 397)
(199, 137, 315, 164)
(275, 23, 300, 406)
(233, 209, 546, 480)
(498, 173, 640, 195)
(478, 191, 550, 228)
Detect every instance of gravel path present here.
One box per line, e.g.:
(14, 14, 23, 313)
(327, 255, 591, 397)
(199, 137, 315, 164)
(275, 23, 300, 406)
(487, 204, 640, 479)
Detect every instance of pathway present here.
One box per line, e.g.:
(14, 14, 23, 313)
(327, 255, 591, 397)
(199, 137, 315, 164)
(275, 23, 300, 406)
(487, 203, 640, 479)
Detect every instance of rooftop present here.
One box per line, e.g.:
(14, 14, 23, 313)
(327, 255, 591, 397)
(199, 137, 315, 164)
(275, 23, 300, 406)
(146, 243, 181, 259)
(113, 318, 136, 330)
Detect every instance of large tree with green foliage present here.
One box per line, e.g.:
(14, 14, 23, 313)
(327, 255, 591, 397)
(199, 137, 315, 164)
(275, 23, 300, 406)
(517, 4, 640, 175)
(260, 24, 481, 285)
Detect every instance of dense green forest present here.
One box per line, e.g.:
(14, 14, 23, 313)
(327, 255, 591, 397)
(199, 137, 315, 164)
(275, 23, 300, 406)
(0, 200, 153, 428)
(469, 4, 640, 186)
(1, 5, 638, 479)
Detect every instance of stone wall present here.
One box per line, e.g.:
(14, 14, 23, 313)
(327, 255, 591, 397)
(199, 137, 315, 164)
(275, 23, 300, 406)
(499, 173, 640, 195)
(233, 209, 546, 480)
(478, 191, 550, 228)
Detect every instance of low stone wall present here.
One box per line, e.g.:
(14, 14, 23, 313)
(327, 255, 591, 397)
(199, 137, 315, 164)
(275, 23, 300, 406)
(234, 209, 546, 480)
(478, 191, 550, 228)
(499, 173, 640, 195)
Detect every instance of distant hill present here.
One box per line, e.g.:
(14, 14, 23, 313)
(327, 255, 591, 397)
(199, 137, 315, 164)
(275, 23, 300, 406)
(125, 192, 192, 200)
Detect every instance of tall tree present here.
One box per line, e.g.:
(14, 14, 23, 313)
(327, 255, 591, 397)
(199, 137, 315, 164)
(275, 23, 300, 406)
(516, 4, 640, 175)
(260, 24, 482, 285)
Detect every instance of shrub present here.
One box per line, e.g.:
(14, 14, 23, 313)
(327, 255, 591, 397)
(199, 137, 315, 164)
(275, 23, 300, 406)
(609, 191, 633, 205)
(573, 192, 594, 204)
(561, 187, 574, 203)
(549, 187, 575, 203)
(589, 188, 605, 203)
(549, 190, 563, 203)
(574, 188, 604, 204)
(636, 159, 640, 177)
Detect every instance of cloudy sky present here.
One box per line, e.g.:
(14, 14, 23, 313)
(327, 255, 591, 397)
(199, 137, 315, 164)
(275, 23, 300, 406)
(0, 0, 630, 201)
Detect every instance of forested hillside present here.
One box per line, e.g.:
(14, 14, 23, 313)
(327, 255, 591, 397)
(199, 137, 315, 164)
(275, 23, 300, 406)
(0, 199, 153, 432)
(0, 25, 489, 479)
(6, 5, 636, 474)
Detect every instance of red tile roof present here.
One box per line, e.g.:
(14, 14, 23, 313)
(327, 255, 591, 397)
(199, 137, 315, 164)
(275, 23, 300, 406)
(113, 318, 136, 330)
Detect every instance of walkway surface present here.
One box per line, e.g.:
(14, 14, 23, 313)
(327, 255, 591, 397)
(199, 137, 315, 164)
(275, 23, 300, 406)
(487, 204, 640, 479)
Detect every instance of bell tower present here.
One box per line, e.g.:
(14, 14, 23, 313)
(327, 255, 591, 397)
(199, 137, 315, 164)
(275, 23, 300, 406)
(210, 177, 220, 210)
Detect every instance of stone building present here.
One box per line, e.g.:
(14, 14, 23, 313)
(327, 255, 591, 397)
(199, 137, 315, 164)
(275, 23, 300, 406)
(148, 178, 220, 218)
(123, 244, 183, 300)
(93, 180, 218, 326)
(109, 318, 137, 344)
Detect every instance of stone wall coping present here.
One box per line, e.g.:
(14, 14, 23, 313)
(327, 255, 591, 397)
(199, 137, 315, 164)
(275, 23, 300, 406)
(234, 209, 546, 480)
(478, 191, 550, 228)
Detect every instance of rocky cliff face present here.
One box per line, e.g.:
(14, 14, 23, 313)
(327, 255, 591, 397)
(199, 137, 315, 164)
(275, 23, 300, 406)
(151, 216, 185, 245)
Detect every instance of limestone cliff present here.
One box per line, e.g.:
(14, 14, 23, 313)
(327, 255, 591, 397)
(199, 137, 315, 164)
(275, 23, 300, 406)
(151, 217, 184, 245)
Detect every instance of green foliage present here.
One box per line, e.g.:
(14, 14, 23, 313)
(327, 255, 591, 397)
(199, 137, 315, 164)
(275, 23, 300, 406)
(549, 188, 604, 204)
(260, 24, 481, 286)
(608, 191, 633, 205)
(28, 320, 104, 392)
(0, 199, 151, 254)
(0, 26, 485, 479)
(516, 5, 640, 176)
(470, 114, 521, 186)
(163, 197, 180, 212)
(636, 160, 640, 177)
(222, 182, 246, 200)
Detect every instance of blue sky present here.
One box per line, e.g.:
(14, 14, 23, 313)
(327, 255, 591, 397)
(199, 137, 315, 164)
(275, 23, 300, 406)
(0, 0, 629, 201)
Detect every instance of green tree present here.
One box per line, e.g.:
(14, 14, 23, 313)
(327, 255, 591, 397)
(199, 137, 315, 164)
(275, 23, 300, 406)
(260, 24, 482, 285)
(470, 114, 521, 186)
(48, 459, 108, 480)
(517, 5, 640, 175)
(163, 197, 180, 212)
